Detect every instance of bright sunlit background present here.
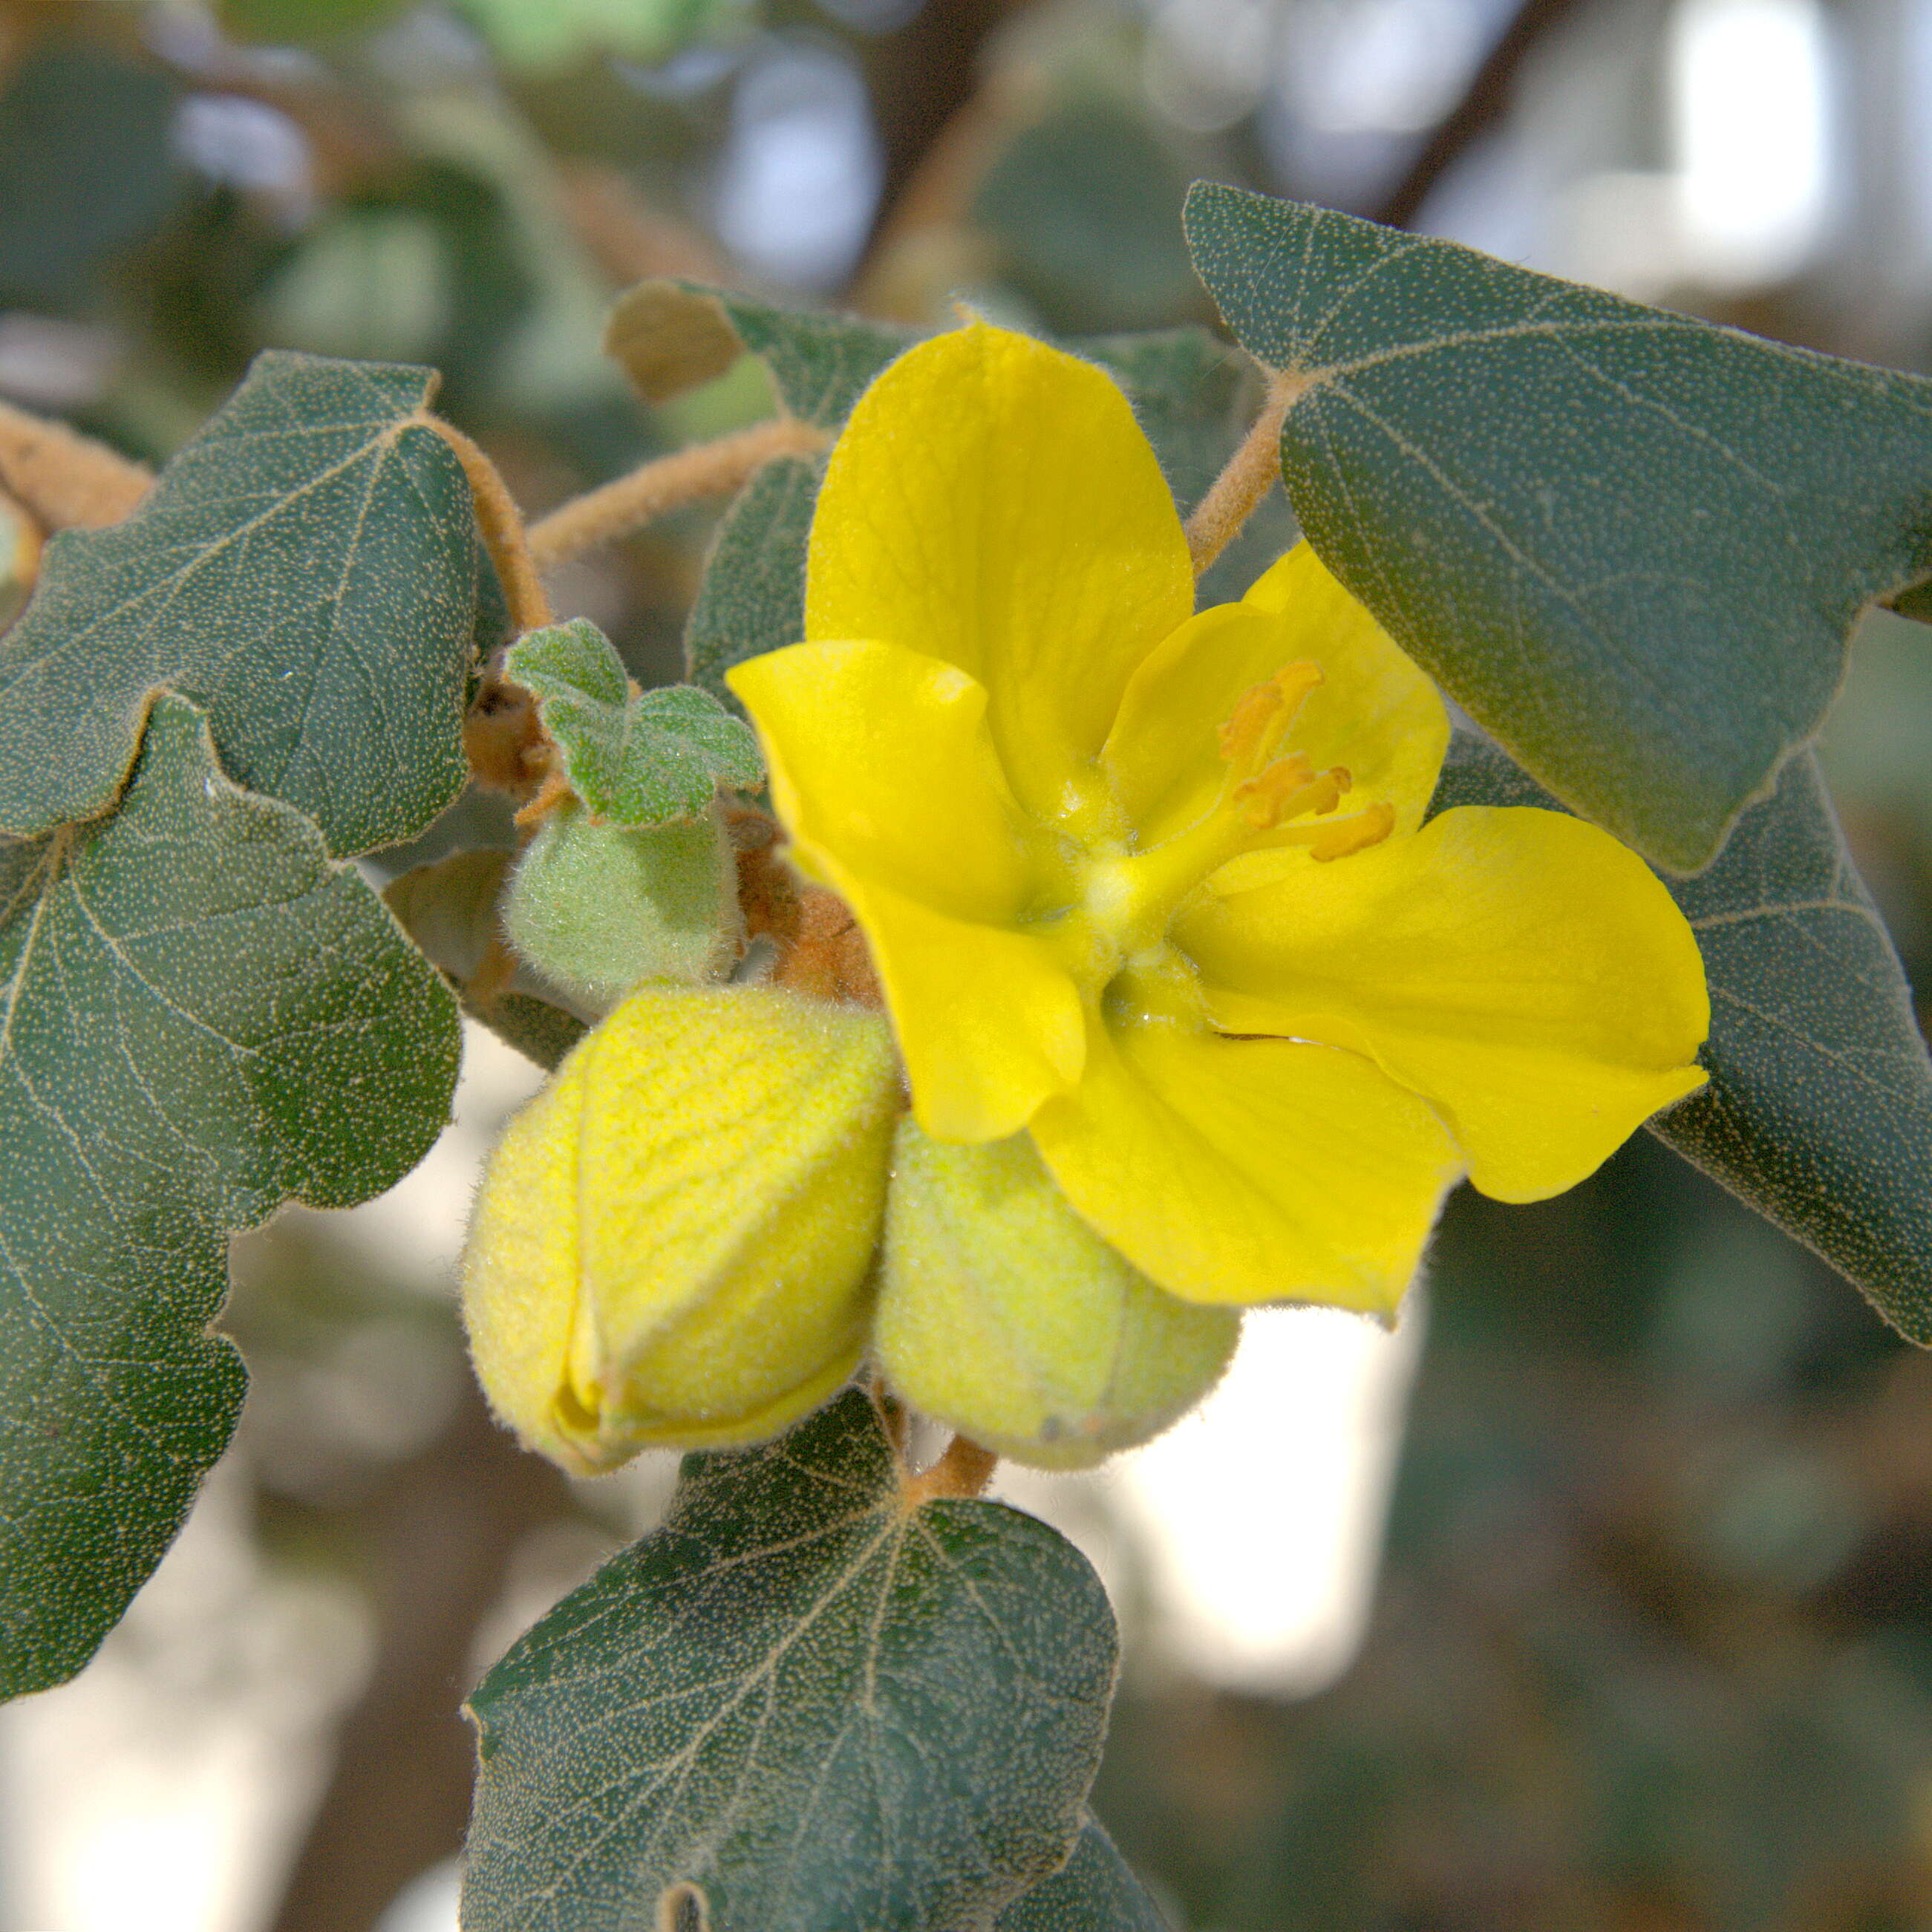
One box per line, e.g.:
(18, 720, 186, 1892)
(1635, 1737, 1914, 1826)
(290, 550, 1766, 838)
(5, 0, 1932, 1925)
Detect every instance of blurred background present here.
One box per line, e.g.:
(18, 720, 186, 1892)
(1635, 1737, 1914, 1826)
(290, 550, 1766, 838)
(2, 0, 1932, 1926)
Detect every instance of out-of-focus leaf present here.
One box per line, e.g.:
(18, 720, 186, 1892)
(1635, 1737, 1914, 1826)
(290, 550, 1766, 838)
(0, 38, 182, 310)
(453, 0, 752, 70)
(1432, 735, 1932, 1337)
(0, 352, 481, 856)
(463, 1389, 1118, 1932)
(1185, 183, 1932, 873)
(505, 619, 760, 825)
(997, 1818, 1172, 1932)
(976, 97, 1204, 336)
(605, 278, 913, 426)
(686, 455, 821, 703)
(0, 697, 461, 1699)
(383, 846, 587, 1072)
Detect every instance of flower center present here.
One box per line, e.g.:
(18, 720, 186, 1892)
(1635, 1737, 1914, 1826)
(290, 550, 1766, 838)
(1044, 660, 1396, 1009)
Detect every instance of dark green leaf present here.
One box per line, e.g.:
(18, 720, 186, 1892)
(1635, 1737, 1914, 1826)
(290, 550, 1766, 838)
(506, 619, 761, 825)
(0, 696, 460, 1698)
(996, 1818, 1171, 1932)
(464, 1390, 1119, 1932)
(0, 37, 182, 310)
(0, 351, 481, 855)
(687, 454, 821, 705)
(1184, 182, 1932, 873)
(1432, 734, 1932, 1337)
(383, 845, 586, 1071)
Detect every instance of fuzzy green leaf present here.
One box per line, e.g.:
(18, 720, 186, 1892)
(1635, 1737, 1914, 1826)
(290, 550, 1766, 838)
(1184, 183, 1932, 872)
(0, 351, 481, 855)
(996, 1818, 1171, 1932)
(1432, 735, 1932, 1337)
(0, 696, 460, 1699)
(463, 1389, 1118, 1932)
(506, 619, 760, 826)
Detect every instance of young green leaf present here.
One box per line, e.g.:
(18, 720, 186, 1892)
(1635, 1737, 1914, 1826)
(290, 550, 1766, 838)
(0, 351, 482, 856)
(688, 454, 822, 703)
(995, 1818, 1171, 1932)
(463, 1389, 1119, 1932)
(0, 696, 460, 1700)
(1432, 736, 1932, 1337)
(504, 619, 761, 825)
(1184, 182, 1932, 874)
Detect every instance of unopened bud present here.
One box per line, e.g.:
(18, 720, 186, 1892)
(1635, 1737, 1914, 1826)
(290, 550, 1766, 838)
(503, 801, 739, 1014)
(877, 1123, 1240, 1469)
(463, 985, 901, 1472)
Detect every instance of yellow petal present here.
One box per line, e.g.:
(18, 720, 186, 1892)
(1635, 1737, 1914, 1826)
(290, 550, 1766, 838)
(804, 322, 1195, 821)
(729, 639, 1045, 924)
(1102, 542, 1447, 852)
(1242, 546, 1449, 833)
(731, 638, 1085, 1140)
(1028, 1016, 1462, 1311)
(826, 867, 1085, 1141)
(1178, 804, 1710, 1203)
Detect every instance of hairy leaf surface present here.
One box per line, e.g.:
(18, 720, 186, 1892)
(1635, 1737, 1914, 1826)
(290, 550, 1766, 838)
(1186, 183, 1932, 872)
(1432, 737, 1932, 1335)
(506, 619, 760, 825)
(996, 1818, 1171, 1932)
(464, 1390, 1118, 1932)
(0, 351, 480, 855)
(0, 697, 460, 1698)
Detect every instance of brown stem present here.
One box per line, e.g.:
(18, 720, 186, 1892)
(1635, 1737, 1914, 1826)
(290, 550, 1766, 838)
(425, 420, 552, 634)
(1372, 0, 1592, 231)
(262, 1374, 572, 1932)
(902, 1434, 1000, 1506)
(1184, 371, 1310, 577)
(0, 399, 151, 532)
(525, 418, 830, 573)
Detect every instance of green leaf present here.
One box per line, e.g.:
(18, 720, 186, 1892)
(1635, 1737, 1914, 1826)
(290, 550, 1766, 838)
(687, 454, 822, 705)
(505, 619, 762, 826)
(463, 1390, 1119, 1932)
(0, 36, 182, 310)
(0, 696, 460, 1699)
(1183, 182, 1932, 873)
(382, 846, 587, 1072)
(605, 280, 913, 428)
(0, 351, 482, 856)
(996, 1819, 1171, 1932)
(1432, 735, 1932, 1337)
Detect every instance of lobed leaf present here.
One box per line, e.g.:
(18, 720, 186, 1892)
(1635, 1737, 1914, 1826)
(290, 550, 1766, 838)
(463, 1389, 1119, 1932)
(505, 618, 761, 826)
(0, 350, 482, 856)
(1432, 735, 1932, 1338)
(1184, 182, 1932, 873)
(0, 696, 460, 1698)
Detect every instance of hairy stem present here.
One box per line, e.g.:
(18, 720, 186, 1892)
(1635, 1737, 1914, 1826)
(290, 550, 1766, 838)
(0, 399, 151, 531)
(902, 1433, 1000, 1505)
(526, 417, 830, 572)
(1184, 371, 1310, 578)
(428, 420, 552, 633)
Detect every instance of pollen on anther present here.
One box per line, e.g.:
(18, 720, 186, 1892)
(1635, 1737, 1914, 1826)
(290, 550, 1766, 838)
(1216, 661, 1322, 771)
(1309, 801, 1396, 862)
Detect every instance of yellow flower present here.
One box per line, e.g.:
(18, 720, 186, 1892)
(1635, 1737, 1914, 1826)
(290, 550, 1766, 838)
(728, 323, 1709, 1315)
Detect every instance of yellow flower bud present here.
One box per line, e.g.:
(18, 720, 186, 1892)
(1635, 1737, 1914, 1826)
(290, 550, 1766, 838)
(503, 801, 740, 1014)
(877, 1121, 1241, 1470)
(462, 985, 900, 1473)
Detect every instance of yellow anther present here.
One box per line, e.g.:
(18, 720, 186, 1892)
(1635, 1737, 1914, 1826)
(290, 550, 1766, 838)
(1216, 662, 1322, 774)
(1233, 760, 1351, 832)
(1308, 801, 1396, 862)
